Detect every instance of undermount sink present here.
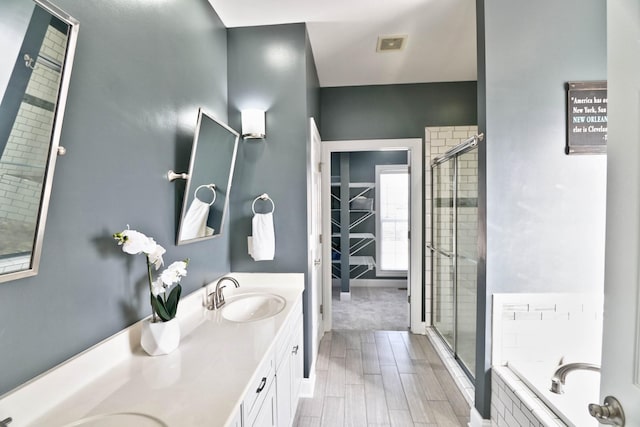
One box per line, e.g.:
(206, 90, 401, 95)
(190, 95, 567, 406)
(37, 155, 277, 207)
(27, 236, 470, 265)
(222, 293, 286, 322)
(63, 413, 167, 427)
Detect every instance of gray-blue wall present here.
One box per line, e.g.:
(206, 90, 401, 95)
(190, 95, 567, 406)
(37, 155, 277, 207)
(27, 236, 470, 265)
(0, 0, 230, 395)
(320, 82, 477, 141)
(227, 23, 320, 375)
(475, 0, 607, 417)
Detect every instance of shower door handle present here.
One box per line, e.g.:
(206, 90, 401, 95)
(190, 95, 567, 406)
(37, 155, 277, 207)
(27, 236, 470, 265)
(588, 396, 625, 426)
(427, 245, 453, 258)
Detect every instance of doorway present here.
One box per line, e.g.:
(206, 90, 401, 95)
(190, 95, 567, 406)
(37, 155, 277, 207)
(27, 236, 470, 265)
(321, 139, 423, 334)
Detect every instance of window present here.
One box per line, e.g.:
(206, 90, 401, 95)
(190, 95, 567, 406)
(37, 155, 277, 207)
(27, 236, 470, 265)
(375, 165, 409, 276)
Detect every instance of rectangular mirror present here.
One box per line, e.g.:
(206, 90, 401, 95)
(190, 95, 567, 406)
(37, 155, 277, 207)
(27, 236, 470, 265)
(0, 0, 79, 283)
(177, 109, 239, 245)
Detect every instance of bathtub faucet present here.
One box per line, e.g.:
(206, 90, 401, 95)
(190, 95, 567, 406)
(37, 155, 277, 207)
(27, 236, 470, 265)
(550, 362, 600, 394)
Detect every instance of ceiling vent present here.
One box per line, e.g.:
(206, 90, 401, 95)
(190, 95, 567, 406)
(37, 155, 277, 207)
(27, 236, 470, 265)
(376, 35, 408, 52)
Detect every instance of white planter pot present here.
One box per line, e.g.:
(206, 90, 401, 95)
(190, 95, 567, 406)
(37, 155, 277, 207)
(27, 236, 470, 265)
(140, 318, 180, 356)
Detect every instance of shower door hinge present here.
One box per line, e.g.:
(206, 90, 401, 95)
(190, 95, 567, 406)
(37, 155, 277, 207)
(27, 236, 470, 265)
(408, 230, 411, 240)
(320, 304, 323, 315)
(319, 234, 323, 244)
(318, 162, 322, 173)
(408, 295, 411, 304)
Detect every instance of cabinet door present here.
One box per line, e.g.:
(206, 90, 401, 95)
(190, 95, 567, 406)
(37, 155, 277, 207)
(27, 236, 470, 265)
(252, 379, 276, 427)
(290, 321, 304, 412)
(276, 354, 292, 427)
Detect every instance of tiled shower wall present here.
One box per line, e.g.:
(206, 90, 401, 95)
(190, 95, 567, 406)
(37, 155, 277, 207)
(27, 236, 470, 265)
(424, 126, 478, 332)
(0, 24, 65, 266)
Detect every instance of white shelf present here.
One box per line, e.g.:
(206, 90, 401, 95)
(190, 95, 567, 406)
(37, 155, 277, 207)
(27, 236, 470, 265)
(331, 182, 375, 188)
(331, 256, 376, 268)
(331, 233, 375, 239)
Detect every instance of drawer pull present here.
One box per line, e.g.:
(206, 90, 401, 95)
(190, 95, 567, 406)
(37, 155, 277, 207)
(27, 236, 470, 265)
(256, 377, 267, 393)
(292, 345, 299, 355)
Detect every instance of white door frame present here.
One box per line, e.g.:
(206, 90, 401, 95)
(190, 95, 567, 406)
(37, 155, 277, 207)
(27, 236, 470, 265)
(321, 138, 424, 334)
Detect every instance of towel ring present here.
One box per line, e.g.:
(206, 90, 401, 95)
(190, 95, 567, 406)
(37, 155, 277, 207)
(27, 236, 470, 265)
(195, 184, 216, 206)
(252, 193, 275, 214)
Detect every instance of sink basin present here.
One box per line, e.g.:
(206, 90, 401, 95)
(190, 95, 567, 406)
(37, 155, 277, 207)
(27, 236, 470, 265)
(63, 413, 167, 427)
(222, 293, 286, 322)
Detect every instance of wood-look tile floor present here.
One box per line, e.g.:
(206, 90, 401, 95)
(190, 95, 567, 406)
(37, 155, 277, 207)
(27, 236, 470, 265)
(294, 330, 471, 427)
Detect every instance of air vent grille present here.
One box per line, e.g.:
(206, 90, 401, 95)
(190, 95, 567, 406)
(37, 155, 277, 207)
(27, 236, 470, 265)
(376, 35, 408, 52)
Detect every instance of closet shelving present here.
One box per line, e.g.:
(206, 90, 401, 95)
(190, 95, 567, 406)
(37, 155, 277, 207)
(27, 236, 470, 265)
(331, 178, 376, 280)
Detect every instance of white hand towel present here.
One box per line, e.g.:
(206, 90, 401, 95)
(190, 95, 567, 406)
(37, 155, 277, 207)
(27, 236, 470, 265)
(250, 212, 275, 261)
(180, 198, 211, 240)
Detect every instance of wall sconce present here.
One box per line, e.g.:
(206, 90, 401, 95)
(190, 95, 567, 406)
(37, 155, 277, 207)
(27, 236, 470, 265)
(241, 109, 266, 139)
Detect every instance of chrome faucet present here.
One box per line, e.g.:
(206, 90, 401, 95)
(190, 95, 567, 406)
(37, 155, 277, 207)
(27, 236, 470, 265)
(0, 417, 13, 427)
(207, 276, 240, 310)
(550, 362, 600, 394)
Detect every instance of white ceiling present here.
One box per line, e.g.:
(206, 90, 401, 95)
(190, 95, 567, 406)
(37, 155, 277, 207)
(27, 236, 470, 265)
(207, 0, 478, 87)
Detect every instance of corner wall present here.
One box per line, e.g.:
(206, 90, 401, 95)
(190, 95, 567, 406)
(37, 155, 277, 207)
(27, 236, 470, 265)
(475, 0, 607, 418)
(227, 23, 320, 376)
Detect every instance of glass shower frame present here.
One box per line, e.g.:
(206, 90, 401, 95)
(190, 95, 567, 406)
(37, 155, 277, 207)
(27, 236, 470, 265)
(430, 135, 480, 381)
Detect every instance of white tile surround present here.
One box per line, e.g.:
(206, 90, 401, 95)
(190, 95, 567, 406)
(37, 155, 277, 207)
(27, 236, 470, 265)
(491, 293, 603, 427)
(492, 293, 603, 367)
(492, 366, 567, 427)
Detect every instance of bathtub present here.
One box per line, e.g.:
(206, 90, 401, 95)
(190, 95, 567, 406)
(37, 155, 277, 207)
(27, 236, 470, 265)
(508, 361, 600, 427)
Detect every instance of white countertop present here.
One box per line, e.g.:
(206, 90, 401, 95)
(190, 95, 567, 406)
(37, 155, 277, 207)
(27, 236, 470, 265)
(0, 273, 305, 427)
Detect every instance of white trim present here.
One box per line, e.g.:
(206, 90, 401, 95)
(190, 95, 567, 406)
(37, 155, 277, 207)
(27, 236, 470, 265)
(299, 369, 316, 398)
(307, 118, 323, 381)
(321, 139, 423, 333)
(375, 164, 409, 277)
(468, 407, 491, 427)
(425, 327, 474, 405)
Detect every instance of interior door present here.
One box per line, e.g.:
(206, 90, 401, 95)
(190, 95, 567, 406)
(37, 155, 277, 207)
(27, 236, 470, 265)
(598, 0, 640, 423)
(309, 118, 324, 355)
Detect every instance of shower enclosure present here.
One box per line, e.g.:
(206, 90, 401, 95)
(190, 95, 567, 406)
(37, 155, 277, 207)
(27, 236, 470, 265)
(430, 134, 481, 379)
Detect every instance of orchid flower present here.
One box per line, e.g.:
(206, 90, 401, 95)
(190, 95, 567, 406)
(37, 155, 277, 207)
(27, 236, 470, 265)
(113, 227, 188, 322)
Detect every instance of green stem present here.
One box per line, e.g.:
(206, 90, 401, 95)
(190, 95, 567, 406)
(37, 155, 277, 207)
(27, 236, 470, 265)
(146, 257, 157, 322)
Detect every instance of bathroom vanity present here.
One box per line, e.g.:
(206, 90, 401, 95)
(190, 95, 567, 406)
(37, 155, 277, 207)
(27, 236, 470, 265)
(0, 273, 304, 427)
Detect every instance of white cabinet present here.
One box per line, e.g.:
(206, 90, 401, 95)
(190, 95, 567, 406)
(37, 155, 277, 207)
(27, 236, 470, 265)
(243, 353, 275, 427)
(275, 311, 303, 427)
(250, 379, 276, 427)
(240, 297, 303, 427)
(229, 407, 242, 427)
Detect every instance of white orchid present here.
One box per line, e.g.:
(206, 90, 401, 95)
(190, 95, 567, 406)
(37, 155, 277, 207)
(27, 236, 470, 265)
(113, 227, 189, 322)
(147, 243, 166, 270)
(151, 277, 166, 297)
(160, 261, 188, 286)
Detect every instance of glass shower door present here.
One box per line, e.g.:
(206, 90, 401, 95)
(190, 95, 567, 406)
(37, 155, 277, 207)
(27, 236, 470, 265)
(455, 148, 478, 375)
(431, 140, 479, 380)
(432, 160, 455, 349)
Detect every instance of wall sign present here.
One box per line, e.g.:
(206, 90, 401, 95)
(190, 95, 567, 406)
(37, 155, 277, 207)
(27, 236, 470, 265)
(566, 81, 607, 154)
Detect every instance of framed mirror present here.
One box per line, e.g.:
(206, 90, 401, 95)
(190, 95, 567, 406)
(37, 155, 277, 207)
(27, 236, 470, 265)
(0, 0, 79, 283)
(176, 109, 239, 245)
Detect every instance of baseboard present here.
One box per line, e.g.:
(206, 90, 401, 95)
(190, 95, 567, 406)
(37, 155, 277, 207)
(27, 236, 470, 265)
(350, 279, 407, 288)
(468, 407, 491, 427)
(331, 278, 407, 288)
(300, 370, 316, 398)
